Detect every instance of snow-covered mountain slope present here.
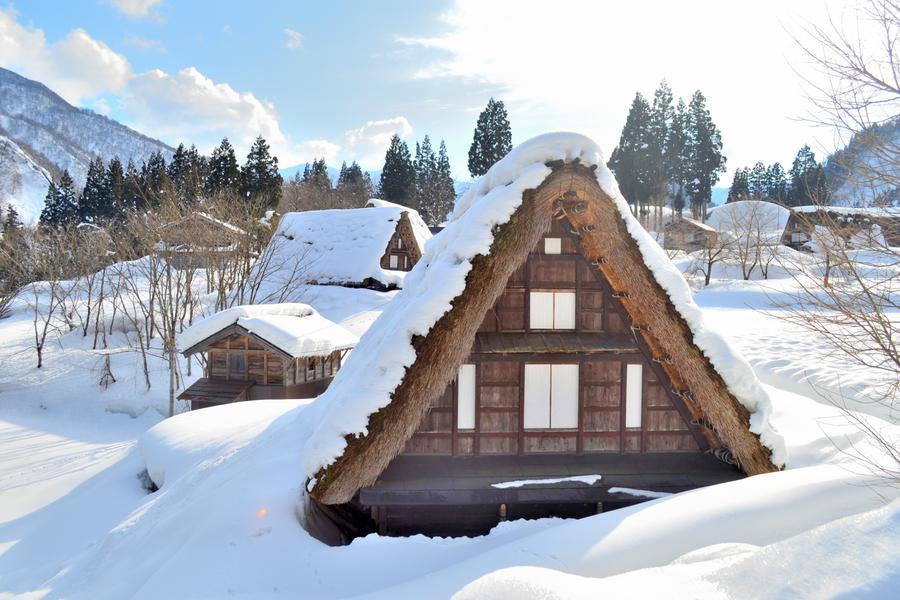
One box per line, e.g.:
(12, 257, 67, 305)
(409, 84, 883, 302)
(826, 120, 899, 208)
(0, 67, 174, 223)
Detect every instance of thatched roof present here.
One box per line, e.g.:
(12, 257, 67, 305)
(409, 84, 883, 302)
(305, 134, 781, 506)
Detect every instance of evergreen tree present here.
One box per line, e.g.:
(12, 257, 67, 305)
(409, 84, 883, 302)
(123, 160, 143, 213)
(787, 145, 829, 206)
(765, 162, 787, 204)
(206, 138, 241, 196)
(106, 156, 127, 218)
(608, 92, 653, 214)
(673, 187, 686, 216)
(748, 161, 768, 198)
(241, 135, 283, 208)
(666, 98, 690, 195)
(684, 91, 726, 220)
(167, 143, 203, 205)
(467, 98, 513, 177)
(379, 134, 416, 207)
(433, 140, 457, 225)
(335, 161, 373, 208)
(3, 204, 22, 234)
(726, 167, 750, 203)
(647, 81, 674, 211)
(78, 157, 111, 223)
(140, 151, 174, 209)
(40, 170, 79, 227)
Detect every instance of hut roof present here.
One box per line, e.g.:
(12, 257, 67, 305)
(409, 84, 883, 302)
(665, 216, 716, 232)
(179, 303, 358, 359)
(302, 133, 783, 505)
(792, 205, 900, 218)
(268, 205, 431, 289)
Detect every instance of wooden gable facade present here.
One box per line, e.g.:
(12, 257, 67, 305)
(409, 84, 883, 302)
(664, 217, 718, 253)
(404, 217, 707, 458)
(305, 163, 777, 543)
(379, 211, 423, 272)
(179, 325, 346, 410)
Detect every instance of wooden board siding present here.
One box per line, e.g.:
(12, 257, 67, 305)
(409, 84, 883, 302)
(380, 212, 423, 272)
(405, 217, 703, 457)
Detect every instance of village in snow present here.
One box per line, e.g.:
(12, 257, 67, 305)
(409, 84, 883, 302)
(0, 1, 898, 598)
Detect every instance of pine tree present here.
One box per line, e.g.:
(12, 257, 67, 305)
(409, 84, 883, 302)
(748, 161, 768, 198)
(727, 168, 750, 203)
(684, 91, 726, 220)
(787, 145, 829, 206)
(168, 143, 202, 205)
(206, 138, 241, 196)
(123, 160, 143, 213)
(106, 156, 127, 218)
(379, 134, 416, 207)
(335, 161, 372, 208)
(141, 151, 173, 208)
(647, 81, 673, 218)
(78, 157, 114, 223)
(433, 140, 457, 225)
(467, 98, 513, 177)
(608, 92, 653, 215)
(3, 204, 22, 234)
(765, 162, 787, 204)
(241, 135, 283, 208)
(414, 136, 438, 221)
(40, 170, 79, 227)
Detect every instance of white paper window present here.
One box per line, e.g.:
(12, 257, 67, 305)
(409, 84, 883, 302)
(389, 254, 399, 269)
(397, 237, 403, 249)
(529, 291, 576, 330)
(544, 237, 561, 254)
(457, 364, 476, 430)
(625, 364, 643, 428)
(791, 232, 806, 243)
(524, 364, 579, 429)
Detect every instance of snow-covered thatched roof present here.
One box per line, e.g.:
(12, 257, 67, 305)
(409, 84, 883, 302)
(268, 205, 431, 289)
(179, 303, 358, 359)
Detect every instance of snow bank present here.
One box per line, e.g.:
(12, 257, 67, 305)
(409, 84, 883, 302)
(269, 205, 431, 289)
(178, 303, 358, 358)
(491, 475, 602, 489)
(302, 132, 785, 478)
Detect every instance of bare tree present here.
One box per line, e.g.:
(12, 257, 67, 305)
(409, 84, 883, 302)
(691, 232, 733, 287)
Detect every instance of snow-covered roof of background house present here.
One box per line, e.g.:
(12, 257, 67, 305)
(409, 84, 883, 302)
(269, 205, 431, 289)
(179, 303, 358, 359)
(792, 205, 900, 218)
(706, 201, 791, 233)
(302, 133, 784, 503)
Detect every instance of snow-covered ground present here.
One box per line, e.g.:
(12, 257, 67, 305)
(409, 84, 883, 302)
(0, 242, 897, 597)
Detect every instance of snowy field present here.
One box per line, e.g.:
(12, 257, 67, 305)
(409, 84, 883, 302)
(0, 250, 898, 597)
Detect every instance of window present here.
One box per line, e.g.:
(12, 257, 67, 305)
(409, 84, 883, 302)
(791, 232, 807, 243)
(529, 291, 576, 329)
(229, 353, 246, 375)
(389, 254, 399, 269)
(544, 237, 561, 254)
(457, 364, 476, 429)
(397, 237, 404, 249)
(524, 364, 579, 429)
(625, 364, 643, 428)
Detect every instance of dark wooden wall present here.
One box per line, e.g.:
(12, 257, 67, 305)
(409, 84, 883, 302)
(380, 212, 423, 272)
(404, 217, 699, 456)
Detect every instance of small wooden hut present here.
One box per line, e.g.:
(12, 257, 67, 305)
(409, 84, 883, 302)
(663, 216, 717, 252)
(178, 303, 358, 409)
(156, 212, 249, 268)
(302, 146, 778, 543)
(264, 203, 431, 291)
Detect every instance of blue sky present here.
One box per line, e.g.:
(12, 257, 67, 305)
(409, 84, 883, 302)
(1, 0, 851, 180)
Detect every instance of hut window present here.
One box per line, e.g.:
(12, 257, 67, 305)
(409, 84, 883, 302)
(544, 237, 561, 254)
(389, 254, 399, 269)
(397, 237, 403, 249)
(791, 232, 807, 243)
(457, 364, 476, 429)
(529, 291, 576, 330)
(524, 364, 579, 429)
(229, 353, 246, 374)
(625, 364, 643, 428)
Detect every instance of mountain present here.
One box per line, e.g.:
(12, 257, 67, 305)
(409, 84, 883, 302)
(0, 67, 174, 223)
(825, 119, 899, 208)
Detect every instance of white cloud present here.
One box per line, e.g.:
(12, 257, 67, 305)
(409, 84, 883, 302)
(283, 28, 304, 51)
(123, 35, 167, 52)
(399, 0, 849, 176)
(295, 139, 341, 164)
(106, 0, 163, 19)
(342, 117, 413, 168)
(0, 11, 130, 103)
(125, 67, 296, 161)
(0, 8, 299, 163)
